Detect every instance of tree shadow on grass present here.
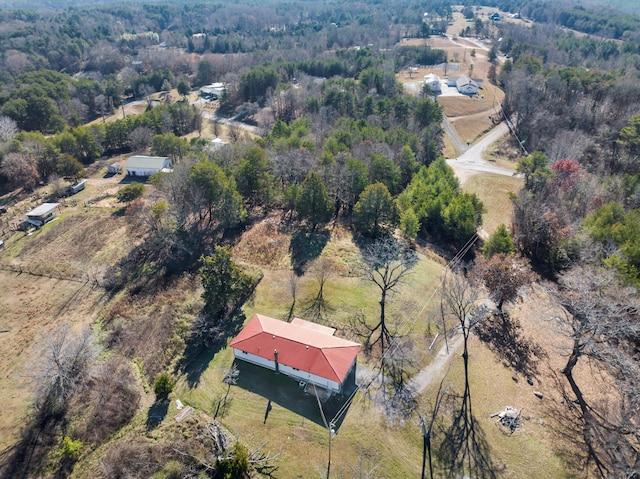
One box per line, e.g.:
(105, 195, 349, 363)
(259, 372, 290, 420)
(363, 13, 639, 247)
(234, 360, 354, 431)
(435, 391, 498, 479)
(146, 399, 169, 431)
(290, 230, 329, 275)
(0, 409, 62, 479)
(474, 312, 546, 379)
(179, 310, 248, 389)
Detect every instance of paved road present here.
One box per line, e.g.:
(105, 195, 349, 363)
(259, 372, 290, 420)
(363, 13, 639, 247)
(446, 122, 517, 178)
(442, 113, 468, 154)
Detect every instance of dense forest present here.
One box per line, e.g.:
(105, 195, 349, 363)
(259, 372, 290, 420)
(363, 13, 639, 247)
(1, 0, 639, 477)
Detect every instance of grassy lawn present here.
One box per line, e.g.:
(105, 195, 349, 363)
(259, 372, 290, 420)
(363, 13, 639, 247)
(174, 227, 445, 478)
(423, 336, 569, 479)
(450, 113, 494, 146)
(462, 173, 522, 235)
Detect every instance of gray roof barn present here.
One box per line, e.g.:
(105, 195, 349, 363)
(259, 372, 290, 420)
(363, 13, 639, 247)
(125, 156, 172, 176)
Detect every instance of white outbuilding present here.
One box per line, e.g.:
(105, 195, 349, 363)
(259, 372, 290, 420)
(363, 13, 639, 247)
(26, 203, 59, 227)
(125, 156, 172, 177)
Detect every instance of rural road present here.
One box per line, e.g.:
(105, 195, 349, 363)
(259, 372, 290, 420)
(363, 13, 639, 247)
(446, 122, 517, 178)
(199, 108, 262, 136)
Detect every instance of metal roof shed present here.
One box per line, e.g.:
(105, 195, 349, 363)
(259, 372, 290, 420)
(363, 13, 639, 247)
(26, 203, 60, 226)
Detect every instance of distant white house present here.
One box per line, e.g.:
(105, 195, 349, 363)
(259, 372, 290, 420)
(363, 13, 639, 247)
(125, 156, 172, 177)
(210, 138, 229, 150)
(423, 73, 442, 93)
(26, 203, 59, 227)
(455, 75, 479, 95)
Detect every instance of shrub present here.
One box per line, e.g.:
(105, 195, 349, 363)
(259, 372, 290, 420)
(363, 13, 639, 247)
(60, 436, 82, 461)
(118, 182, 145, 203)
(216, 443, 250, 479)
(154, 373, 174, 400)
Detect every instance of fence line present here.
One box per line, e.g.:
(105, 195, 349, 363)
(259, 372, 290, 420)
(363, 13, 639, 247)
(0, 263, 87, 284)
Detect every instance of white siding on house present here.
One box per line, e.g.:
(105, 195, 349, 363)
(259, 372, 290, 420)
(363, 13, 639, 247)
(232, 348, 342, 393)
(423, 74, 441, 93)
(125, 156, 172, 177)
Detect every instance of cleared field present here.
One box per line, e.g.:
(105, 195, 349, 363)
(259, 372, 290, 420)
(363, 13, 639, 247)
(0, 272, 107, 451)
(463, 173, 522, 234)
(173, 223, 445, 478)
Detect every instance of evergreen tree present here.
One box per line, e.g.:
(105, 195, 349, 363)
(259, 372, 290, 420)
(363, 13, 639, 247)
(481, 224, 515, 258)
(296, 172, 333, 230)
(353, 182, 399, 237)
(200, 246, 254, 320)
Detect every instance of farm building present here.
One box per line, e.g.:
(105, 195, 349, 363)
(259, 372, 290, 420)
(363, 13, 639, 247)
(229, 314, 361, 395)
(107, 162, 122, 174)
(455, 75, 479, 95)
(125, 156, 172, 177)
(26, 203, 59, 227)
(423, 73, 442, 93)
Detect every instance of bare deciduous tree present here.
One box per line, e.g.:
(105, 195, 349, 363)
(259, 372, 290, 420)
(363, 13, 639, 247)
(31, 325, 96, 416)
(0, 115, 18, 143)
(356, 237, 417, 357)
(305, 256, 337, 320)
(551, 265, 640, 477)
(438, 269, 494, 478)
(128, 126, 155, 153)
(0, 152, 40, 191)
(472, 254, 535, 314)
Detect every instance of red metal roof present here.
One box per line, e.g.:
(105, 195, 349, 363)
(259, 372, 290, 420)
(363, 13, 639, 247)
(229, 314, 361, 383)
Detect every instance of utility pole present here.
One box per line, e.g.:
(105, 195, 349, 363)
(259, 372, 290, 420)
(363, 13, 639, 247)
(327, 421, 335, 478)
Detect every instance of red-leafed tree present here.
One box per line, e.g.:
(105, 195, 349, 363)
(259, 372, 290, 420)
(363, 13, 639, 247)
(551, 159, 582, 190)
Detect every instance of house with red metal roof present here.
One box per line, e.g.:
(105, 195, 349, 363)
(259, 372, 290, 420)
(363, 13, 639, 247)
(229, 314, 361, 394)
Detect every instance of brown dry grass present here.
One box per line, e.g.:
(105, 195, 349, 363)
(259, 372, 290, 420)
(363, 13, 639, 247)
(102, 274, 202, 381)
(449, 112, 495, 145)
(12, 213, 129, 279)
(463, 173, 522, 234)
(0, 273, 107, 451)
(234, 220, 291, 269)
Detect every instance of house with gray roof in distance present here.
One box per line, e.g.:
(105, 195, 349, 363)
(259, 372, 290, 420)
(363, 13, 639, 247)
(199, 82, 226, 100)
(125, 156, 172, 177)
(456, 75, 479, 95)
(447, 75, 481, 95)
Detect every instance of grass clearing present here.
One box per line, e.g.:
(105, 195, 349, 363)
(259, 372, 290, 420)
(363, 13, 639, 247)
(463, 173, 522, 234)
(0, 272, 107, 451)
(172, 223, 445, 478)
(450, 112, 495, 145)
(432, 336, 569, 479)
